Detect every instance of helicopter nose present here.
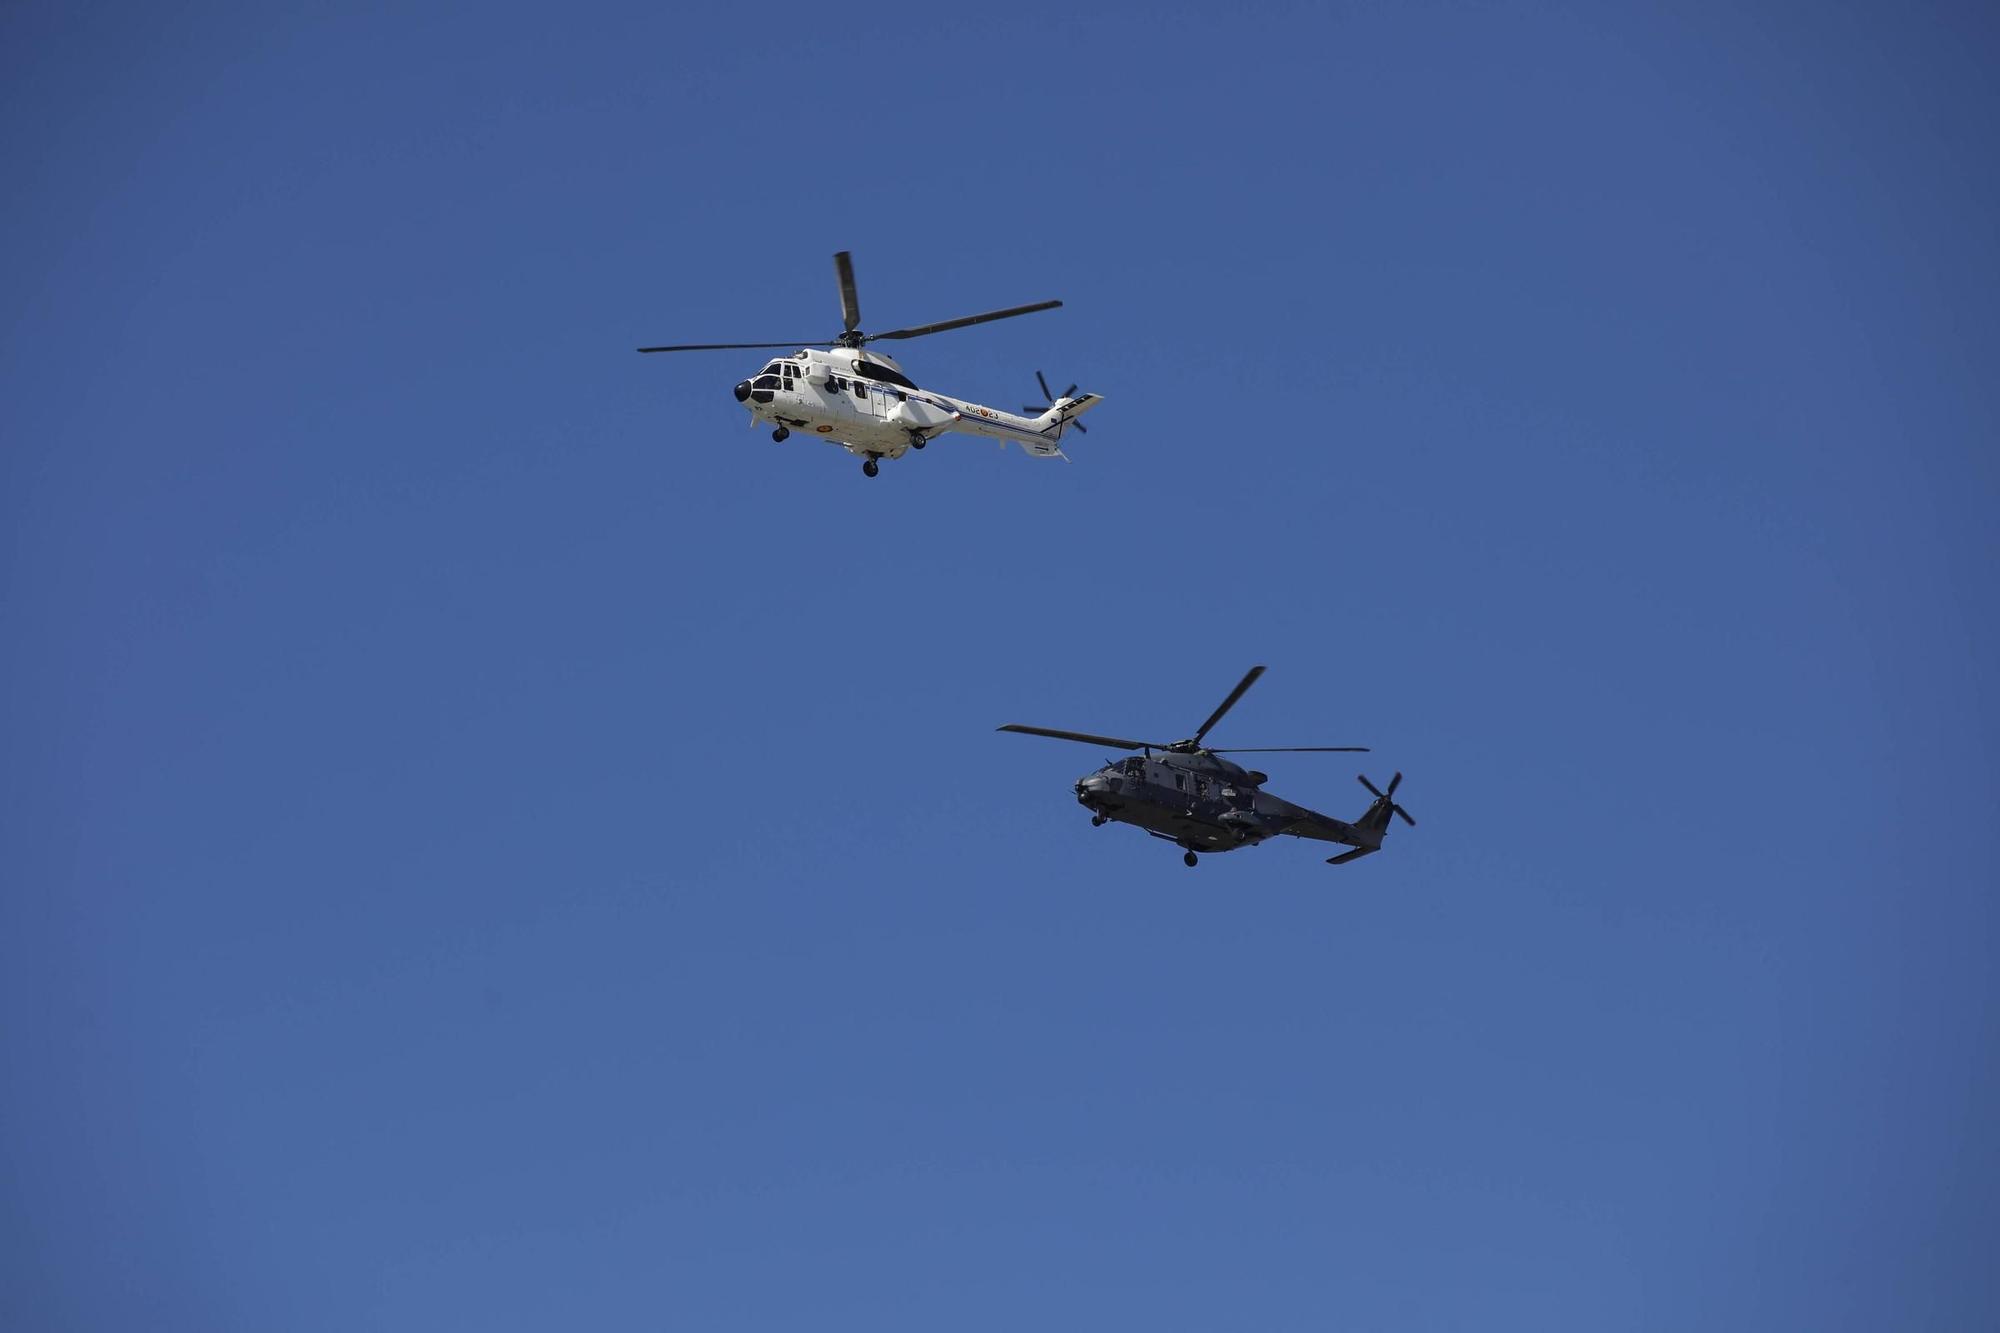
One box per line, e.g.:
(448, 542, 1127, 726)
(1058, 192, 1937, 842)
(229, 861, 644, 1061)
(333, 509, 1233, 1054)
(1078, 775, 1114, 797)
(733, 380, 752, 403)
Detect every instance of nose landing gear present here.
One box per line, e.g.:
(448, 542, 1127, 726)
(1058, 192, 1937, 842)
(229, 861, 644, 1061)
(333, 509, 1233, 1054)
(1184, 851, 1199, 868)
(861, 456, 880, 477)
(771, 426, 790, 442)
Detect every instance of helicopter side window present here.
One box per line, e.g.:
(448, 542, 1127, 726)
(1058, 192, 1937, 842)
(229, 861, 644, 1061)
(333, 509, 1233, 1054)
(1174, 773, 1185, 791)
(852, 361, 917, 391)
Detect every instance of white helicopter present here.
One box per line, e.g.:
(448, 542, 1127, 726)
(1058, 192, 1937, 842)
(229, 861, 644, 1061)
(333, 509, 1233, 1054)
(639, 251, 1102, 477)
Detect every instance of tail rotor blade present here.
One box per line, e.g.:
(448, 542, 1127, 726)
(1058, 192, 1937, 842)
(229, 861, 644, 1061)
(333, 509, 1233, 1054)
(1358, 774, 1386, 799)
(1063, 383, 1078, 398)
(1394, 806, 1417, 827)
(1387, 772, 1403, 797)
(1036, 370, 1053, 401)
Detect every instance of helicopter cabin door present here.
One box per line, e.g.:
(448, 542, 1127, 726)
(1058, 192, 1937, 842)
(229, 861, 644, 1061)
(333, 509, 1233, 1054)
(848, 364, 911, 427)
(839, 372, 880, 427)
(861, 380, 899, 424)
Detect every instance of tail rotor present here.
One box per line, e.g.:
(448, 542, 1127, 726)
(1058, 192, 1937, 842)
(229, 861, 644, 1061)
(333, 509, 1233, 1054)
(1358, 772, 1417, 827)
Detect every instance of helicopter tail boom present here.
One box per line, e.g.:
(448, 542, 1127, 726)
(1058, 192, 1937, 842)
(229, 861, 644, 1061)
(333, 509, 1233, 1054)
(1279, 773, 1416, 865)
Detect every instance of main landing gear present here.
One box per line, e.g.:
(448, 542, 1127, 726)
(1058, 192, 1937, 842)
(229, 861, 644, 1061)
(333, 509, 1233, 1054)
(861, 457, 880, 478)
(1184, 851, 1199, 868)
(1090, 815, 1107, 826)
(771, 426, 790, 442)
(908, 431, 927, 451)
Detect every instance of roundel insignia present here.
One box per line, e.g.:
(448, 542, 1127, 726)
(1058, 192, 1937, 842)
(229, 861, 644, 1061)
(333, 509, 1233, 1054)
(816, 425, 833, 433)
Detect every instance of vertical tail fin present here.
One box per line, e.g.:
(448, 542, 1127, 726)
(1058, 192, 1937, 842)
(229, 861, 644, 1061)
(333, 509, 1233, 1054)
(1015, 393, 1101, 459)
(1354, 773, 1416, 839)
(1030, 393, 1103, 436)
(1325, 774, 1415, 866)
(1024, 372, 1103, 442)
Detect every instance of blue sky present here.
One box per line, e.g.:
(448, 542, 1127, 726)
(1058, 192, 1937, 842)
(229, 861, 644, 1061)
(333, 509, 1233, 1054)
(3, 1, 1996, 1328)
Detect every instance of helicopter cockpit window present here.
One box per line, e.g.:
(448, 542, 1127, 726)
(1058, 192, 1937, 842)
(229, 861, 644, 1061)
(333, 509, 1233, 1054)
(1122, 757, 1145, 775)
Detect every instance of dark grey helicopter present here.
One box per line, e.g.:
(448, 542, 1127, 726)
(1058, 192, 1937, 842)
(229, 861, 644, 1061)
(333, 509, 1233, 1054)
(999, 666, 1416, 868)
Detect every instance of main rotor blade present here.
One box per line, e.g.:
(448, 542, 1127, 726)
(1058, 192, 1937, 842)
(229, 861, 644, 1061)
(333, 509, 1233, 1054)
(638, 341, 828, 353)
(869, 300, 1062, 342)
(1212, 746, 1371, 753)
(834, 251, 861, 334)
(1191, 665, 1265, 746)
(997, 724, 1165, 751)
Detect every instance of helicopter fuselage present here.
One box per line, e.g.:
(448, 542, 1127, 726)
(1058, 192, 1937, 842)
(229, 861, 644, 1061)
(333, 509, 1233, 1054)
(1071, 751, 1381, 858)
(735, 347, 1096, 464)
(1001, 664, 1410, 868)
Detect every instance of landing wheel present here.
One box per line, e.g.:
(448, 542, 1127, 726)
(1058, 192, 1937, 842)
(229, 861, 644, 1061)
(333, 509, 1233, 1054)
(1090, 815, 1107, 827)
(910, 436, 926, 450)
(771, 427, 790, 442)
(1184, 851, 1199, 868)
(862, 458, 880, 477)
